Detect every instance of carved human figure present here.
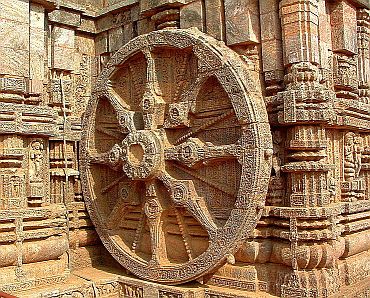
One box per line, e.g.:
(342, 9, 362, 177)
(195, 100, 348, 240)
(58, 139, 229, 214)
(329, 176, 336, 198)
(344, 132, 356, 182)
(29, 140, 44, 182)
(354, 134, 364, 178)
(272, 131, 283, 178)
(10, 176, 22, 198)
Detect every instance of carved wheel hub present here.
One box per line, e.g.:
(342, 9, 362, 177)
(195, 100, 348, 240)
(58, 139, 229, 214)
(121, 131, 163, 179)
(80, 29, 272, 284)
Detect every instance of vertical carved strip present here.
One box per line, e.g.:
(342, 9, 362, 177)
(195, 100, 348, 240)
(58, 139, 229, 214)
(14, 217, 24, 281)
(29, 3, 46, 101)
(357, 9, 370, 103)
(27, 139, 47, 207)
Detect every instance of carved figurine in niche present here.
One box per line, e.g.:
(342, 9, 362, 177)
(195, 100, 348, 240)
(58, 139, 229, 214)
(272, 130, 283, 178)
(10, 176, 22, 198)
(344, 132, 356, 181)
(344, 132, 364, 181)
(342, 132, 365, 201)
(267, 130, 284, 206)
(354, 134, 364, 178)
(329, 175, 336, 198)
(29, 140, 44, 182)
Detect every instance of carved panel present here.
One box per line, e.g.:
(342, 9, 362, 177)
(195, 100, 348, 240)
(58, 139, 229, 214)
(342, 131, 365, 200)
(27, 139, 48, 206)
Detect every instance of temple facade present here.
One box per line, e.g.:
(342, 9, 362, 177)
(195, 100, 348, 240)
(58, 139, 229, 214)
(0, 0, 369, 297)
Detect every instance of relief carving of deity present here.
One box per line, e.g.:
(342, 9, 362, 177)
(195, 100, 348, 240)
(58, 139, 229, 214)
(29, 140, 44, 182)
(344, 132, 364, 181)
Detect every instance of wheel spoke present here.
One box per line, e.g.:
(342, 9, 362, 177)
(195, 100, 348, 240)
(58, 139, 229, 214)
(163, 101, 190, 129)
(174, 109, 234, 145)
(106, 184, 141, 229)
(165, 137, 242, 167)
(95, 126, 123, 140)
(101, 175, 126, 194)
(141, 49, 165, 130)
(172, 163, 236, 197)
(163, 76, 206, 129)
(106, 90, 136, 133)
(179, 75, 209, 109)
(132, 209, 145, 253)
(116, 108, 136, 134)
(174, 208, 194, 261)
(88, 143, 122, 170)
(144, 182, 168, 266)
(159, 173, 218, 239)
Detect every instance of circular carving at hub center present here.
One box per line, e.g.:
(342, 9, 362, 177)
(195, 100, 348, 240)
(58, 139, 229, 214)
(128, 144, 144, 166)
(121, 131, 163, 180)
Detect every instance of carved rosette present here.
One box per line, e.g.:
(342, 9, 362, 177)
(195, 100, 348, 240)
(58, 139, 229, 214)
(80, 28, 272, 284)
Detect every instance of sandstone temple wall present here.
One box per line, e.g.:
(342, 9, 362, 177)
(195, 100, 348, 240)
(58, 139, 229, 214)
(0, 0, 370, 297)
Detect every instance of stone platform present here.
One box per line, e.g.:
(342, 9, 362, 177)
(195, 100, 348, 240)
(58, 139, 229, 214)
(12, 266, 370, 298)
(15, 267, 275, 298)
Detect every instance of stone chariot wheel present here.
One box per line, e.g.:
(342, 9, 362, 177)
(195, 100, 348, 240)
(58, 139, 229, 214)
(80, 28, 272, 284)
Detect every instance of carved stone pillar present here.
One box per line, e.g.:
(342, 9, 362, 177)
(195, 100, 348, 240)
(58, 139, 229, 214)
(279, 0, 320, 65)
(330, 0, 359, 100)
(278, 1, 336, 296)
(278, 0, 334, 208)
(152, 9, 180, 30)
(283, 125, 332, 207)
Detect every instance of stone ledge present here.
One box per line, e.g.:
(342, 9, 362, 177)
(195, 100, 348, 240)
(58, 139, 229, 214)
(15, 264, 370, 297)
(14, 266, 277, 298)
(30, 0, 58, 11)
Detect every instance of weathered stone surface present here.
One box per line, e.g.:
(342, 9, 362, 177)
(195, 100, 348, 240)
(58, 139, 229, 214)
(280, 0, 320, 65)
(137, 17, 155, 35)
(79, 17, 96, 33)
(108, 26, 124, 52)
(0, 0, 29, 23)
(0, 20, 29, 51)
(180, 1, 204, 31)
(52, 26, 75, 70)
(204, 0, 224, 40)
(48, 9, 81, 27)
(0, 0, 30, 83)
(1, 0, 370, 297)
(259, 0, 284, 92)
(95, 31, 109, 55)
(140, 0, 187, 14)
(80, 28, 272, 284)
(330, 0, 358, 54)
(0, 47, 29, 77)
(123, 23, 135, 44)
(30, 4, 46, 94)
(224, 0, 260, 45)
